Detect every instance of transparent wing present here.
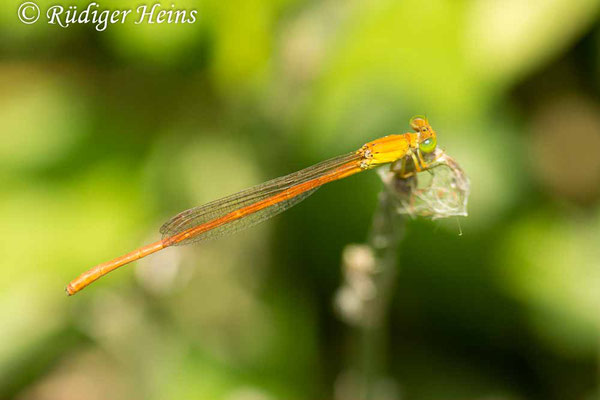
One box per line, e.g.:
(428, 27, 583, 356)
(160, 152, 361, 246)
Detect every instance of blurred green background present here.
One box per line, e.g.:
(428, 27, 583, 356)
(1, 0, 600, 399)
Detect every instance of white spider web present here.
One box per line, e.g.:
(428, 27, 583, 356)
(378, 150, 470, 220)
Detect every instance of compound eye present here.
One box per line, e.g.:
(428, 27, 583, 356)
(419, 137, 437, 153)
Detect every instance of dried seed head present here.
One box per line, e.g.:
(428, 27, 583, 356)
(379, 150, 470, 220)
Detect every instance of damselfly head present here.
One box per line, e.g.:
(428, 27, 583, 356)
(409, 115, 437, 154)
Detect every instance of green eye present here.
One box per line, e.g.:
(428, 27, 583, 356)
(419, 137, 437, 153)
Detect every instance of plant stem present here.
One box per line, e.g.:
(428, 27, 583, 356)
(335, 172, 407, 400)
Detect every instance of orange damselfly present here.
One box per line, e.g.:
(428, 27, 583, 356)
(66, 116, 440, 295)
